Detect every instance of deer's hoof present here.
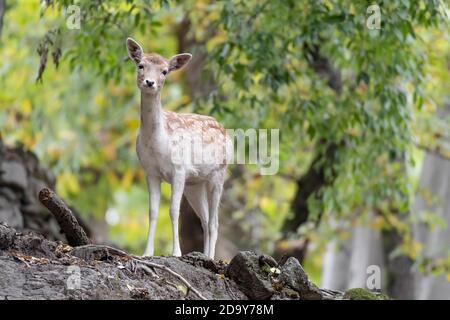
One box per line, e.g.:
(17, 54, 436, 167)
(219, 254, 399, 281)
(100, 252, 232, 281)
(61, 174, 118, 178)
(143, 251, 154, 257)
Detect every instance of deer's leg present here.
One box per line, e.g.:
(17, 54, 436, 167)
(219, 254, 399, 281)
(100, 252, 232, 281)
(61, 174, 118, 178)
(170, 170, 186, 257)
(207, 171, 225, 259)
(184, 183, 210, 256)
(143, 175, 161, 256)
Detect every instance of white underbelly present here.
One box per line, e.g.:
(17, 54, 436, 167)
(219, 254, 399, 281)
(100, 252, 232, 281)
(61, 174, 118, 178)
(136, 134, 229, 183)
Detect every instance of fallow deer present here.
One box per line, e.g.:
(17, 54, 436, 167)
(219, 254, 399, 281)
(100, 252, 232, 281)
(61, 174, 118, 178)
(126, 38, 231, 259)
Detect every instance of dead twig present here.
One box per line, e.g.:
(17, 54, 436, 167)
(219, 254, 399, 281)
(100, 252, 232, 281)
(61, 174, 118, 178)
(137, 264, 159, 278)
(135, 259, 207, 300)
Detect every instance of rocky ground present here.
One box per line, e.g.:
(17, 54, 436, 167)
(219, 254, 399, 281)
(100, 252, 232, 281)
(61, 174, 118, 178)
(0, 222, 349, 300)
(0, 139, 388, 301)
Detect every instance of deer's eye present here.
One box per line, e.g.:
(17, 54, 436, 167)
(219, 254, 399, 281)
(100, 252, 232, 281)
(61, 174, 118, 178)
(162, 70, 168, 75)
(138, 64, 144, 70)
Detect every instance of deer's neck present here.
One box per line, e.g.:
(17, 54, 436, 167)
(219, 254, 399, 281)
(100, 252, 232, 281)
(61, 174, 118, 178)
(139, 92, 166, 141)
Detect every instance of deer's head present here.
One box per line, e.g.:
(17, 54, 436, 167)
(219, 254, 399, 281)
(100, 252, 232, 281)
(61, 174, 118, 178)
(126, 37, 192, 94)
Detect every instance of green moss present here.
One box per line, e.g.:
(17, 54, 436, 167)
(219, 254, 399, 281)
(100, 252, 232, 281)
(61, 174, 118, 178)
(260, 263, 272, 274)
(282, 288, 300, 299)
(344, 288, 391, 300)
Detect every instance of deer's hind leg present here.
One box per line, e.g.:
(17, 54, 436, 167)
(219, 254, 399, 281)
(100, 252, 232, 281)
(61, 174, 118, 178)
(207, 170, 225, 259)
(184, 182, 210, 257)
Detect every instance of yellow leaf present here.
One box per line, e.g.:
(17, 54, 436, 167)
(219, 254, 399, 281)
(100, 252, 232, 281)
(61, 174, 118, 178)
(206, 33, 227, 51)
(177, 284, 188, 296)
(260, 197, 276, 215)
(370, 216, 385, 230)
(22, 99, 32, 116)
(420, 188, 434, 206)
(126, 119, 139, 130)
(401, 239, 423, 260)
(180, 95, 190, 104)
(95, 93, 106, 108)
(122, 170, 134, 189)
(22, 135, 36, 148)
(443, 150, 450, 159)
(277, 240, 290, 251)
(107, 172, 119, 186)
(59, 171, 80, 194)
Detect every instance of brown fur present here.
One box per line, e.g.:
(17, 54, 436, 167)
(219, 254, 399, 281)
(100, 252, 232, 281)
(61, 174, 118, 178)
(142, 54, 168, 66)
(164, 111, 227, 145)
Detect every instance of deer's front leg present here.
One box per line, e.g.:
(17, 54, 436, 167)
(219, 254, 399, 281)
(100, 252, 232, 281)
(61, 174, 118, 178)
(170, 170, 185, 257)
(143, 175, 161, 256)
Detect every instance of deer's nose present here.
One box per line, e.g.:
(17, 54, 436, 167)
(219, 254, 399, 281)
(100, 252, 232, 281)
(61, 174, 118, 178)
(145, 80, 155, 87)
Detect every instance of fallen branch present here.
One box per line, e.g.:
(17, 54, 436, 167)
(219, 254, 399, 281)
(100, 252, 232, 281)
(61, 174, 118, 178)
(38, 187, 91, 246)
(136, 259, 207, 300)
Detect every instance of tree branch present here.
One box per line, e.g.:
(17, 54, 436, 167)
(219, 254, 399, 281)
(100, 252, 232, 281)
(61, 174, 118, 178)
(277, 43, 343, 261)
(38, 187, 91, 246)
(303, 43, 343, 94)
(284, 43, 343, 234)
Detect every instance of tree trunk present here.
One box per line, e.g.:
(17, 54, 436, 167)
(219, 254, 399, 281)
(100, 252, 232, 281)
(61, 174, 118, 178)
(412, 104, 450, 299)
(348, 217, 385, 289)
(282, 141, 339, 235)
(321, 238, 352, 291)
(277, 43, 343, 262)
(382, 228, 415, 298)
(321, 215, 386, 292)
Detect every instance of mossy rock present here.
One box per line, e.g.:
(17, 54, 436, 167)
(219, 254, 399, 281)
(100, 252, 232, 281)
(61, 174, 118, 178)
(344, 288, 391, 300)
(226, 251, 275, 299)
(282, 287, 300, 299)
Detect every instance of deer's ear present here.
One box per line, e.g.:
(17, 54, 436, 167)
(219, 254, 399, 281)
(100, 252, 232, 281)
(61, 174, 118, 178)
(168, 53, 192, 72)
(126, 38, 143, 64)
